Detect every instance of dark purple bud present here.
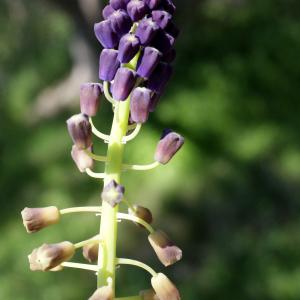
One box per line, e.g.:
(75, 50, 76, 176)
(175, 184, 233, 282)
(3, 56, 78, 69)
(110, 0, 127, 10)
(162, 48, 176, 63)
(152, 30, 175, 54)
(127, 0, 148, 22)
(154, 129, 184, 164)
(129, 205, 153, 226)
(145, 0, 162, 10)
(112, 67, 136, 101)
(161, 0, 176, 15)
(136, 18, 159, 46)
(130, 87, 152, 123)
(149, 92, 161, 112)
(71, 145, 94, 173)
(147, 62, 173, 93)
(109, 10, 132, 38)
(80, 83, 102, 117)
(165, 21, 180, 38)
(118, 34, 140, 63)
(102, 4, 115, 19)
(101, 180, 125, 207)
(137, 47, 162, 79)
(94, 20, 119, 49)
(82, 235, 99, 263)
(152, 10, 172, 30)
(66, 114, 92, 150)
(99, 49, 120, 81)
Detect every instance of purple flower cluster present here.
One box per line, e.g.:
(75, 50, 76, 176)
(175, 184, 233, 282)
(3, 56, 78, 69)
(94, 0, 179, 116)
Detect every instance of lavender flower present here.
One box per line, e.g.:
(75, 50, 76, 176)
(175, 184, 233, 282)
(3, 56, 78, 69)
(118, 33, 140, 63)
(127, 0, 148, 22)
(152, 10, 172, 30)
(99, 49, 120, 82)
(136, 18, 159, 46)
(21, 207, 60, 233)
(112, 67, 136, 101)
(154, 129, 184, 164)
(151, 273, 181, 300)
(80, 83, 102, 117)
(28, 242, 75, 271)
(149, 92, 161, 112)
(101, 180, 125, 207)
(66, 114, 92, 150)
(110, 0, 128, 10)
(71, 145, 94, 173)
(147, 62, 173, 93)
(102, 5, 115, 19)
(130, 87, 152, 123)
(94, 20, 118, 49)
(145, 0, 162, 10)
(137, 47, 162, 79)
(109, 10, 132, 38)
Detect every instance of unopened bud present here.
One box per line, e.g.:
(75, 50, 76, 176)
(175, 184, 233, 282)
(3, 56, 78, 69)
(21, 206, 60, 233)
(82, 236, 99, 263)
(28, 241, 75, 271)
(148, 230, 182, 266)
(71, 145, 94, 173)
(151, 273, 181, 300)
(88, 286, 114, 300)
(101, 180, 125, 207)
(130, 87, 152, 123)
(67, 114, 92, 150)
(80, 83, 102, 117)
(136, 18, 159, 46)
(127, 0, 148, 22)
(102, 5, 115, 19)
(140, 289, 159, 300)
(129, 205, 153, 227)
(94, 20, 119, 49)
(137, 47, 162, 79)
(118, 34, 140, 63)
(152, 31, 175, 54)
(112, 67, 136, 101)
(109, 10, 132, 38)
(110, 0, 128, 10)
(99, 49, 120, 81)
(154, 129, 184, 164)
(152, 10, 172, 30)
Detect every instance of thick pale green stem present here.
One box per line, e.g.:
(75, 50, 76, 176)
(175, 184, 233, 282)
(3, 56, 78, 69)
(97, 100, 130, 290)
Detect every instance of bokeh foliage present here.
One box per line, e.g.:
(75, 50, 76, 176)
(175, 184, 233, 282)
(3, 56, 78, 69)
(0, 0, 300, 299)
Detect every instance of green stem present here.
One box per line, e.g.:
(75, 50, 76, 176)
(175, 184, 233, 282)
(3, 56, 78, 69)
(97, 99, 130, 290)
(115, 258, 157, 277)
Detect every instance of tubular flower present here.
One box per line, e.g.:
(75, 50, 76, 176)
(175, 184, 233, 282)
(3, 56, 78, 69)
(129, 205, 153, 225)
(66, 114, 92, 150)
(21, 206, 60, 233)
(102, 5, 115, 19)
(80, 83, 103, 117)
(127, 0, 148, 22)
(148, 230, 182, 266)
(112, 67, 136, 101)
(94, 20, 119, 49)
(136, 18, 159, 45)
(109, 9, 132, 38)
(151, 273, 181, 300)
(99, 49, 120, 81)
(118, 33, 140, 63)
(71, 145, 94, 173)
(130, 87, 152, 123)
(154, 129, 184, 164)
(137, 46, 162, 79)
(28, 242, 75, 271)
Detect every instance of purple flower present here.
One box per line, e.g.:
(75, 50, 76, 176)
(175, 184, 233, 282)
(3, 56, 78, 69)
(152, 31, 175, 54)
(109, 9, 132, 38)
(102, 4, 115, 19)
(99, 49, 120, 81)
(154, 129, 184, 164)
(145, 0, 162, 10)
(101, 180, 125, 207)
(147, 62, 173, 93)
(136, 18, 159, 46)
(66, 114, 92, 150)
(137, 47, 162, 79)
(110, 0, 127, 10)
(80, 83, 102, 117)
(152, 10, 172, 30)
(127, 0, 148, 22)
(112, 67, 136, 101)
(128, 205, 153, 226)
(130, 87, 152, 123)
(118, 34, 140, 63)
(94, 20, 118, 49)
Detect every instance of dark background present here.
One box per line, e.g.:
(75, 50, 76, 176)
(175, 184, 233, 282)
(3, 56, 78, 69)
(0, 0, 300, 299)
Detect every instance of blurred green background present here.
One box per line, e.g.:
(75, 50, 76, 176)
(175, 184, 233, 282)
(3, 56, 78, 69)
(1, 0, 300, 299)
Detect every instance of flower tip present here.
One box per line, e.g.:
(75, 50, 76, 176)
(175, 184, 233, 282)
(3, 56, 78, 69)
(101, 180, 125, 207)
(151, 273, 181, 300)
